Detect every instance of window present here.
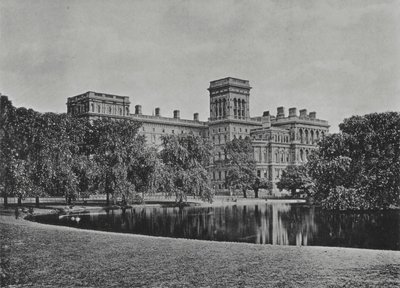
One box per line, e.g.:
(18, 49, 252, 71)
(172, 130, 174, 134)
(91, 103, 94, 112)
(219, 171, 221, 180)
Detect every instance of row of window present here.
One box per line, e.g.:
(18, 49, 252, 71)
(298, 129, 325, 144)
(212, 127, 248, 133)
(252, 133, 290, 143)
(89, 103, 129, 116)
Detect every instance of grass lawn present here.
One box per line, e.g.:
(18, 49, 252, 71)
(1, 208, 399, 287)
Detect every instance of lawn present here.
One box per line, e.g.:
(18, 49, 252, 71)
(1, 208, 399, 287)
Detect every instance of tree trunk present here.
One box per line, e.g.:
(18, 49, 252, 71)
(106, 191, 110, 206)
(35, 196, 40, 207)
(17, 196, 22, 206)
(242, 188, 247, 198)
(254, 188, 259, 199)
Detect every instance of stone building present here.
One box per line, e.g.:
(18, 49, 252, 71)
(67, 77, 329, 193)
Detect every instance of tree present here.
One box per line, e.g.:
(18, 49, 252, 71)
(277, 165, 314, 196)
(159, 134, 213, 203)
(224, 138, 257, 198)
(90, 118, 143, 205)
(338, 112, 400, 208)
(251, 177, 272, 198)
(307, 112, 400, 209)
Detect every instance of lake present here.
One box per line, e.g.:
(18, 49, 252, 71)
(33, 202, 400, 250)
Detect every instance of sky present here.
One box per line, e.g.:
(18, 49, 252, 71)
(1, 0, 399, 132)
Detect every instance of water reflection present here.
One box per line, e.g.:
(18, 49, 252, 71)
(35, 203, 400, 250)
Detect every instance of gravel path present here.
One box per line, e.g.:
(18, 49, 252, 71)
(1, 209, 399, 287)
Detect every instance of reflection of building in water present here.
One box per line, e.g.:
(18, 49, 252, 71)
(255, 204, 318, 246)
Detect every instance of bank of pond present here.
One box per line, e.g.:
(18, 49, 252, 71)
(31, 202, 400, 251)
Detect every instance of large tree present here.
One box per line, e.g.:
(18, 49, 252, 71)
(90, 118, 144, 205)
(308, 112, 400, 209)
(159, 134, 213, 203)
(276, 165, 314, 196)
(224, 138, 257, 198)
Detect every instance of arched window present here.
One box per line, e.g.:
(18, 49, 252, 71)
(300, 149, 304, 161)
(316, 130, 319, 140)
(91, 103, 94, 112)
(305, 130, 309, 144)
(310, 130, 314, 143)
(119, 107, 122, 115)
(299, 129, 304, 143)
(126, 107, 129, 115)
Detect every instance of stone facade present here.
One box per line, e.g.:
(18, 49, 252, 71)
(67, 77, 329, 194)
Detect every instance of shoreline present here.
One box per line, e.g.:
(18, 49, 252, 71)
(1, 208, 399, 287)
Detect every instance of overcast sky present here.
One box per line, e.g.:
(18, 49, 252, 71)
(1, 0, 399, 132)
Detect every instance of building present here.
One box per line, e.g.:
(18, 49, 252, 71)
(67, 77, 329, 194)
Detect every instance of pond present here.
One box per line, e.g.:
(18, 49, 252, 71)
(33, 203, 400, 250)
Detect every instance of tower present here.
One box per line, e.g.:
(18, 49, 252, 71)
(208, 77, 251, 121)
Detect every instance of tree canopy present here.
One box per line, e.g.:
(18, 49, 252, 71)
(159, 134, 214, 203)
(224, 138, 271, 198)
(308, 112, 400, 209)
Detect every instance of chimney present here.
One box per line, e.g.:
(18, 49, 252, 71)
(193, 113, 199, 121)
(135, 105, 142, 115)
(262, 115, 271, 128)
(289, 107, 297, 118)
(309, 112, 316, 119)
(173, 110, 180, 119)
(262, 111, 270, 117)
(277, 106, 285, 119)
(299, 109, 307, 118)
(155, 107, 160, 117)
